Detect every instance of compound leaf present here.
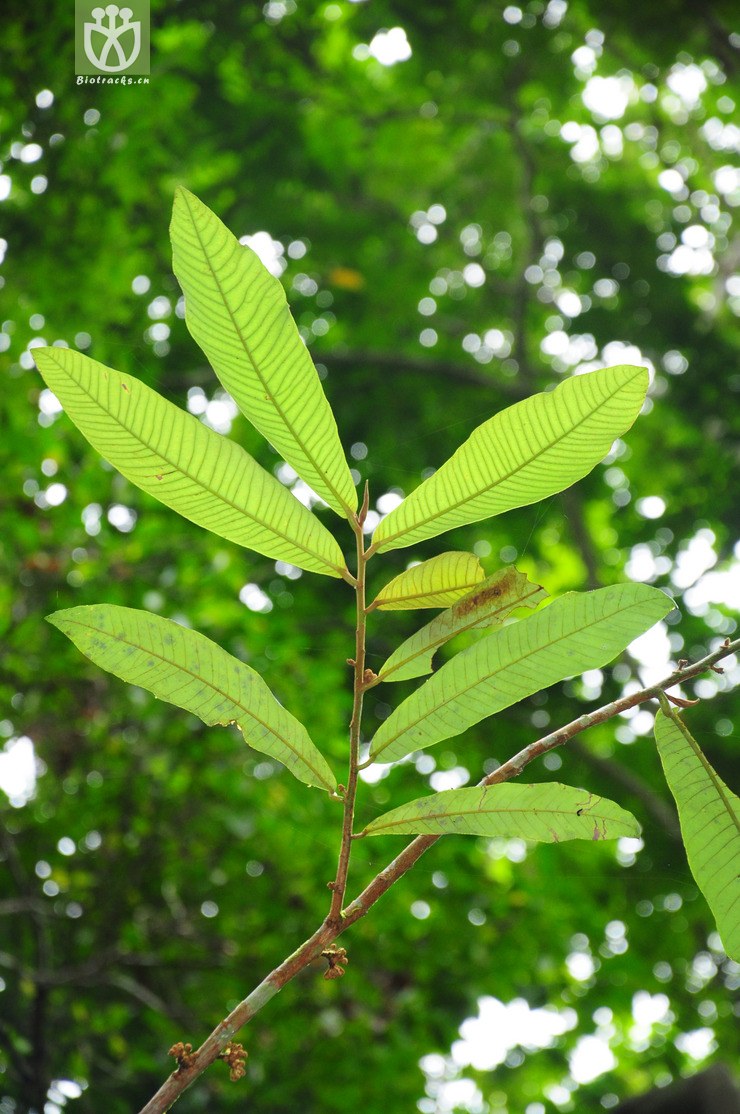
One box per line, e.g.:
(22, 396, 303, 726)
(368, 584, 674, 765)
(362, 783, 640, 842)
(655, 700, 740, 961)
(372, 365, 648, 552)
(378, 567, 546, 683)
(33, 347, 346, 578)
(370, 552, 484, 611)
(171, 188, 357, 518)
(48, 604, 337, 793)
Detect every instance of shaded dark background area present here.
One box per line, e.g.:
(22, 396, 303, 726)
(1, 1, 738, 1111)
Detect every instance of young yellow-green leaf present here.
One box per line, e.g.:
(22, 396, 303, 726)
(372, 365, 648, 553)
(48, 605, 337, 793)
(34, 347, 346, 578)
(368, 583, 674, 765)
(370, 552, 484, 611)
(362, 783, 640, 842)
(378, 567, 546, 683)
(655, 700, 740, 961)
(171, 188, 357, 519)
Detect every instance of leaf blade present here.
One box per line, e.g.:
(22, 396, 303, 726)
(369, 584, 674, 764)
(371, 551, 484, 611)
(373, 365, 649, 552)
(171, 188, 357, 518)
(362, 784, 639, 842)
(48, 604, 337, 793)
(378, 567, 546, 683)
(655, 701, 740, 961)
(34, 347, 346, 578)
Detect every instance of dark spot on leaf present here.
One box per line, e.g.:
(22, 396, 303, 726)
(576, 808, 584, 816)
(454, 568, 521, 617)
(455, 583, 502, 615)
(121, 383, 129, 392)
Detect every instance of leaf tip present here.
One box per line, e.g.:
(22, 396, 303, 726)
(172, 184, 196, 209)
(608, 362, 649, 392)
(171, 186, 202, 236)
(633, 363, 650, 389)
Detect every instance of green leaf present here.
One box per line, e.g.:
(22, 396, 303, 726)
(655, 700, 740, 961)
(362, 783, 640, 841)
(370, 552, 484, 611)
(171, 188, 357, 519)
(372, 365, 648, 553)
(368, 584, 674, 765)
(378, 567, 546, 683)
(33, 347, 346, 578)
(48, 605, 337, 793)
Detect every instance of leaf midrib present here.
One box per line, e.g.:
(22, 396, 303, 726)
(367, 803, 629, 835)
(371, 593, 648, 760)
(60, 614, 332, 788)
(379, 582, 544, 682)
(48, 351, 342, 576)
(376, 575, 484, 608)
(660, 705, 740, 840)
(376, 369, 641, 548)
(180, 191, 354, 519)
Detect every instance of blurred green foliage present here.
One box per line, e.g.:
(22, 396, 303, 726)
(1, 1, 738, 1111)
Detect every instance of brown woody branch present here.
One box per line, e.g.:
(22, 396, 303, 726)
(138, 637, 739, 1112)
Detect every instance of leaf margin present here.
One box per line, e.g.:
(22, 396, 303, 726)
(654, 695, 740, 961)
(370, 551, 485, 611)
(368, 583, 675, 765)
(33, 345, 348, 579)
(47, 603, 338, 794)
(377, 566, 546, 683)
(170, 186, 358, 519)
(371, 364, 649, 553)
(361, 782, 640, 842)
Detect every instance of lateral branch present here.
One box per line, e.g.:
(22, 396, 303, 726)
(138, 637, 739, 1113)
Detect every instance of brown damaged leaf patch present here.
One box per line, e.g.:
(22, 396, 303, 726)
(453, 569, 519, 617)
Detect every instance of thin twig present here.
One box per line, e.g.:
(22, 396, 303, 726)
(138, 638, 739, 1112)
(137, 922, 335, 1113)
(479, 638, 739, 786)
(344, 637, 740, 918)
